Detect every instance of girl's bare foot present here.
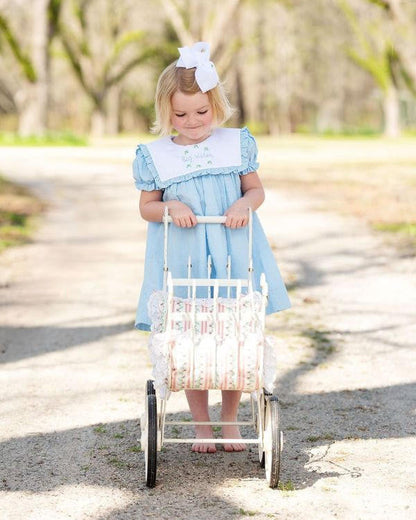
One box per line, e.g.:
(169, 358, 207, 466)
(192, 425, 217, 453)
(222, 424, 246, 452)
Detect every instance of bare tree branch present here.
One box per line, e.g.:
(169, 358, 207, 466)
(160, 0, 193, 46)
(366, 0, 416, 92)
(202, 0, 241, 56)
(58, 22, 100, 105)
(0, 79, 16, 112)
(0, 14, 37, 82)
(106, 46, 159, 87)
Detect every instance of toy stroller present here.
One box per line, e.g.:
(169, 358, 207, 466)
(140, 208, 283, 488)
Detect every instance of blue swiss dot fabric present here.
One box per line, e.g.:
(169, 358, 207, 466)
(132, 127, 291, 331)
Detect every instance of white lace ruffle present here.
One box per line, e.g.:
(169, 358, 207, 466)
(147, 290, 277, 397)
(148, 290, 264, 334)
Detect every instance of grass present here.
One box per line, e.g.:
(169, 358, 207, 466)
(278, 480, 295, 491)
(107, 457, 127, 469)
(301, 328, 337, 366)
(0, 175, 44, 252)
(238, 509, 257, 517)
(373, 222, 416, 235)
(372, 222, 416, 249)
(0, 131, 87, 146)
(257, 135, 416, 255)
(127, 445, 141, 453)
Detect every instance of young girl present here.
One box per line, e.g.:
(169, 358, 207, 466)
(133, 42, 290, 453)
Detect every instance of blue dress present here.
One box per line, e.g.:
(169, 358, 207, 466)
(132, 127, 291, 331)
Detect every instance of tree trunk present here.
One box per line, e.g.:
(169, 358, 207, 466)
(256, 8, 267, 129)
(105, 85, 120, 135)
(91, 106, 107, 137)
(18, 0, 49, 136)
(383, 83, 400, 137)
(233, 7, 245, 127)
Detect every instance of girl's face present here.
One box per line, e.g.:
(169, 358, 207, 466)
(170, 91, 214, 145)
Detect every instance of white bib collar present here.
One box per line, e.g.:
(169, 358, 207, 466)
(145, 128, 242, 182)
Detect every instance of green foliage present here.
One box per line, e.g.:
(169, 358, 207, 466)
(367, 0, 390, 8)
(403, 129, 416, 137)
(127, 445, 141, 453)
(373, 222, 416, 237)
(302, 328, 335, 353)
(319, 127, 380, 137)
(0, 132, 88, 146)
(0, 14, 37, 82)
(337, 0, 393, 91)
(278, 480, 295, 491)
(296, 125, 381, 137)
(112, 30, 146, 57)
(0, 175, 43, 253)
(48, 0, 63, 38)
(57, 2, 163, 111)
(238, 509, 257, 517)
(0, 224, 31, 252)
(93, 424, 107, 434)
(107, 457, 126, 468)
(244, 120, 269, 136)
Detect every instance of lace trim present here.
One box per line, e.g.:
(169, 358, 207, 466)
(148, 290, 264, 334)
(146, 290, 277, 397)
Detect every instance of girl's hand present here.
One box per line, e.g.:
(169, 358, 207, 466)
(224, 204, 250, 228)
(168, 200, 197, 227)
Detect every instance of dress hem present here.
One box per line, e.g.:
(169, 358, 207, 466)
(135, 322, 151, 332)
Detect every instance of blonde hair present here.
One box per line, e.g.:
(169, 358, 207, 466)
(152, 60, 234, 135)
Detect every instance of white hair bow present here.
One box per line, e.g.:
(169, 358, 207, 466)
(176, 42, 219, 93)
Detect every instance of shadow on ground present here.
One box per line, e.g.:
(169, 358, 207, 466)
(0, 319, 134, 364)
(1, 381, 414, 518)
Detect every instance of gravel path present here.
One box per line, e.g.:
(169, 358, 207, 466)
(0, 144, 415, 520)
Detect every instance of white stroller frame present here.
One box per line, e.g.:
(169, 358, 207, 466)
(141, 208, 282, 488)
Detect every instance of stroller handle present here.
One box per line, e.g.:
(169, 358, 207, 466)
(163, 215, 227, 224)
(162, 207, 253, 288)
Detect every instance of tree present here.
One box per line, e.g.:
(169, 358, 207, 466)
(158, 0, 246, 125)
(160, 0, 241, 58)
(0, 0, 62, 136)
(367, 0, 416, 92)
(57, 0, 158, 135)
(337, 0, 416, 137)
(159, 0, 243, 77)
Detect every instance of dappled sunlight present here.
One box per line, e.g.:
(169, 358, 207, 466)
(0, 485, 137, 520)
(0, 108, 415, 520)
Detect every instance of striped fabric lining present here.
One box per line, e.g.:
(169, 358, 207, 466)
(148, 291, 265, 392)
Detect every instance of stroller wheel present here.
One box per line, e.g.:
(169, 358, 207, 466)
(264, 396, 282, 488)
(258, 389, 272, 467)
(146, 379, 155, 395)
(145, 393, 157, 487)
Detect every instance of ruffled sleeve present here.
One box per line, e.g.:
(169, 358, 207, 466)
(239, 127, 260, 175)
(132, 144, 158, 191)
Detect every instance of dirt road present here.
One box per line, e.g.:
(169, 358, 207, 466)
(0, 143, 415, 519)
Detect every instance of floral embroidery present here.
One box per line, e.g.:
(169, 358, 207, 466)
(181, 145, 214, 171)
